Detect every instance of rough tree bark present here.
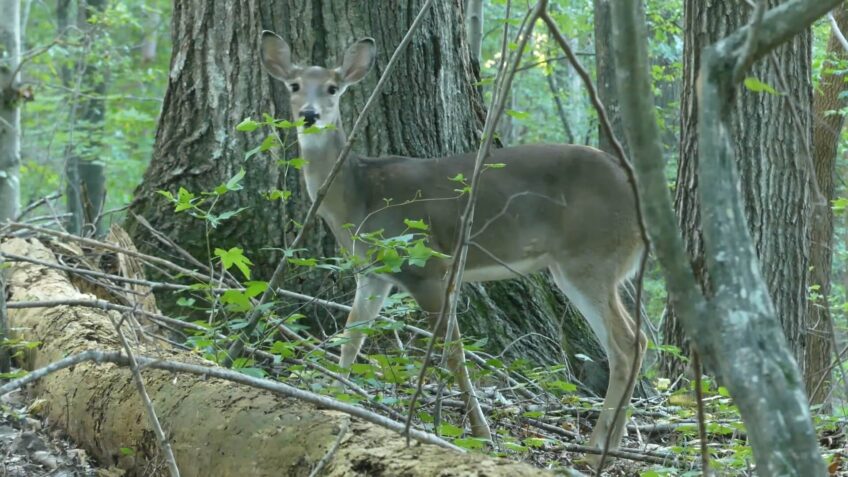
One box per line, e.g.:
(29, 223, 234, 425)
(0, 0, 20, 222)
(0, 238, 551, 477)
(805, 5, 848, 404)
(662, 0, 813, 380)
(126, 1, 601, 386)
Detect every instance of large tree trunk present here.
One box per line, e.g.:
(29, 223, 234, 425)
(662, 0, 813, 380)
(0, 0, 21, 222)
(126, 1, 597, 386)
(0, 238, 551, 477)
(805, 5, 848, 404)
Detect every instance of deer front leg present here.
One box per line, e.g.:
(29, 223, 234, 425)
(407, 279, 493, 440)
(339, 275, 392, 373)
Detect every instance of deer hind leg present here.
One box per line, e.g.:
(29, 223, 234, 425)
(406, 279, 493, 440)
(549, 262, 646, 457)
(338, 274, 393, 372)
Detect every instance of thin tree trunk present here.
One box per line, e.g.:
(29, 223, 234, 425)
(611, 0, 834, 472)
(663, 0, 813, 380)
(466, 0, 483, 69)
(0, 0, 21, 222)
(65, 0, 107, 237)
(805, 5, 848, 404)
(593, 0, 626, 154)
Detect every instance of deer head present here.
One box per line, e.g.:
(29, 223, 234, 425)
(260, 31, 376, 129)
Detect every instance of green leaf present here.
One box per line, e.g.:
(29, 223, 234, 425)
(120, 447, 135, 456)
(266, 189, 292, 201)
(215, 247, 253, 279)
(833, 197, 848, 212)
(743, 77, 779, 95)
(403, 218, 429, 231)
(289, 157, 308, 170)
(225, 168, 246, 191)
(174, 187, 196, 212)
(221, 290, 251, 312)
(544, 380, 577, 394)
(523, 437, 547, 448)
(505, 109, 530, 120)
(454, 437, 487, 450)
(236, 118, 260, 132)
(448, 173, 466, 182)
(244, 281, 268, 297)
(288, 257, 317, 267)
(503, 442, 528, 452)
(438, 423, 464, 437)
(236, 367, 267, 378)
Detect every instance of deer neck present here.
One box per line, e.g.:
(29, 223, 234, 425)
(297, 121, 360, 234)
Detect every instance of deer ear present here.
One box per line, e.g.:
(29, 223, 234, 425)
(260, 30, 299, 81)
(338, 38, 376, 85)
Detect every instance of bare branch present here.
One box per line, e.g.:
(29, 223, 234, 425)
(404, 0, 547, 443)
(112, 316, 181, 477)
(828, 11, 848, 53)
(733, 0, 767, 82)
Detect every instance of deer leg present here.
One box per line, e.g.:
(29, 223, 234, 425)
(338, 275, 392, 372)
(406, 280, 493, 440)
(549, 263, 645, 461)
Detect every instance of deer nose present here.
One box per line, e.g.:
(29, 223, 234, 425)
(299, 109, 320, 127)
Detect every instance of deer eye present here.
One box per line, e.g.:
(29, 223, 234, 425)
(327, 85, 338, 95)
(289, 83, 300, 92)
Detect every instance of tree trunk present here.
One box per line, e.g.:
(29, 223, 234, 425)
(593, 0, 626, 155)
(465, 0, 483, 69)
(0, 0, 21, 222)
(126, 1, 592, 385)
(805, 5, 848, 404)
(663, 0, 813, 380)
(64, 0, 107, 237)
(0, 238, 551, 477)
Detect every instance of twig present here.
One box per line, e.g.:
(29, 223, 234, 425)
(14, 193, 62, 221)
(550, 443, 674, 466)
(4, 223, 209, 282)
(112, 315, 181, 477)
(2, 246, 544, 400)
(405, 0, 545, 444)
(0, 258, 9, 375)
(829, 11, 848, 53)
(734, 0, 767, 82)
(540, 12, 652, 472)
(523, 417, 580, 440)
(693, 351, 710, 474)
(224, 0, 436, 364)
(5, 297, 410, 420)
(0, 350, 463, 452)
(307, 420, 349, 477)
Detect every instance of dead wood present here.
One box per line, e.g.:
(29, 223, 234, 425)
(0, 237, 553, 477)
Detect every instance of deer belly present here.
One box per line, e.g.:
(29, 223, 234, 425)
(461, 254, 551, 282)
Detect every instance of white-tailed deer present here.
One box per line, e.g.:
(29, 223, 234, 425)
(260, 31, 645, 455)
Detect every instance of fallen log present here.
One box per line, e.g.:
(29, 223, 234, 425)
(0, 238, 554, 477)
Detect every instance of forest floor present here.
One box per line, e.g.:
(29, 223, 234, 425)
(2, 232, 848, 476)
(0, 385, 110, 477)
